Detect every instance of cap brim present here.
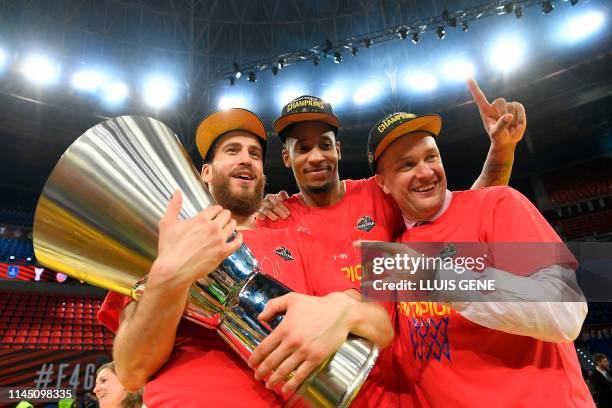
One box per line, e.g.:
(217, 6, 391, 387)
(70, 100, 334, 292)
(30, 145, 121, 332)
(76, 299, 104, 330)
(273, 112, 340, 141)
(374, 114, 442, 160)
(196, 109, 267, 159)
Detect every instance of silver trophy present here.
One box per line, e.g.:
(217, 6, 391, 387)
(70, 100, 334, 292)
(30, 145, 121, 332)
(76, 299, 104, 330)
(33, 116, 378, 407)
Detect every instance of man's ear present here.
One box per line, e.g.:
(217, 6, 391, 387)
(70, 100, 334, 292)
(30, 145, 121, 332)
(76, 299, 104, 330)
(282, 147, 291, 169)
(336, 140, 342, 161)
(374, 173, 391, 195)
(201, 163, 212, 183)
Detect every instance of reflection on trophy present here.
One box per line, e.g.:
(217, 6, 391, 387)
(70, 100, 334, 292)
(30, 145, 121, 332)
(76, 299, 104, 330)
(33, 116, 378, 407)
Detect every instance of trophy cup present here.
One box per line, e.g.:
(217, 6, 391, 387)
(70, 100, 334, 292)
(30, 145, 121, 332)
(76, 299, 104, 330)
(33, 116, 378, 407)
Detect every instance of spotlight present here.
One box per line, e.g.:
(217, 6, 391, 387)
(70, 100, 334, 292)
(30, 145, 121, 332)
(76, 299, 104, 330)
(21, 54, 60, 85)
(26, 257, 32, 262)
(490, 38, 525, 72)
(0, 48, 7, 71)
(407, 72, 437, 92)
(353, 81, 383, 105)
(334, 52, 342, 64)
(218, 95, 246, 110)
(278, 58, 286, 68)
(325, 39, 333, 52)
(313, 56, 320, 66)
(322, 85, 346, 106)
(279, 87, 307, 107)
(515, 6, 523, 18)
(229, 77, 235, 86)
(9, 255, 15, 260)
(443, 58, 475, 82)
(71, 69, 106, 92)
(563, 12, 605, 42)
(232, 63, 242, 79)
(503, 3, 515, 14)
(462, 21, 469, 32)
(411, 32, 420, 44)
(248, 72, 257, 82)
(102, 81, 128, 105)
(570, 0, 578, 5)
(364, 38, 372, 48)
(143, 75, 177, 109)
(437, 26, 446, 39)
(541, 1, 554, 14)
(351, 47, 358, 56)
(398, 27, 408, 39)
(449, 17, 457, 28)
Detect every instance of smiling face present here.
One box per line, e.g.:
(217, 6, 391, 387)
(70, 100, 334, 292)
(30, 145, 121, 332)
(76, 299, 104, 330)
(375, 131, 447, 221)
(282, 121, 341, 196)
(201, 130, 265, 216)
(93, 368, 127, 408)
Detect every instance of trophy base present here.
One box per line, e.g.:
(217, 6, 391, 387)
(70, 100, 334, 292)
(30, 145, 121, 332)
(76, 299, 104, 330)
(286, 338, 380, 408)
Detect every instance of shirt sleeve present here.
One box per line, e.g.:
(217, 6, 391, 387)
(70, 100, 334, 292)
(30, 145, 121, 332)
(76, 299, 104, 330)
(484, 187, 578, 275)
(97, 290, 134, 333)
(451, 266, 587, 342)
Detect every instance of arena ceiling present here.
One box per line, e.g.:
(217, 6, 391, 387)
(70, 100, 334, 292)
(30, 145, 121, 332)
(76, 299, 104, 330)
(0, 0, 610, 196)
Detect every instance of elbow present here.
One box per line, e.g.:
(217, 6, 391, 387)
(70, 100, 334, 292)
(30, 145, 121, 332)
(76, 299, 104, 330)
(558, 302, 588, 343)
(115, 363, 148, 392)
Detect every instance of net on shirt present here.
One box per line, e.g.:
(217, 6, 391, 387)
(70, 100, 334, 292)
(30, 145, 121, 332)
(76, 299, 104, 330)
(408, 317, 451, 362)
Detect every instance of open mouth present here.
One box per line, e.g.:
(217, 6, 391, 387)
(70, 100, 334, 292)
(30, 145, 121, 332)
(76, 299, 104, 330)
(412, 182, 436, 193)
(232, 171, 254, 181)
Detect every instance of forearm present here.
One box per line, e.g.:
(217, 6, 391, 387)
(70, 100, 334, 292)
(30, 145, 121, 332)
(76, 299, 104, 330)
(471, 143, 516, 189)
(443, 265, 587, 342)
(113, 270, 190, 391)
(343, 294, 394, 348)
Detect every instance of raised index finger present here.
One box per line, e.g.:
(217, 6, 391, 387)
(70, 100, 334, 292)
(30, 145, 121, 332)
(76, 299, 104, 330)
(467, 78, 492, 111)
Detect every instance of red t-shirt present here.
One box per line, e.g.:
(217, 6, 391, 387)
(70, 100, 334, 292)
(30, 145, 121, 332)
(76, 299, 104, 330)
(396, 187, 592, 408)
(98, 227, 344, 408)
(257, 177, 403, 407)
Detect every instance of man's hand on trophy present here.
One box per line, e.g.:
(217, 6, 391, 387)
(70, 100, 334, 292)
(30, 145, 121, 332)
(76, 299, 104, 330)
(255, 190, 290, 221)
(148, 191, 243, 291)
(248, 292, 356, 395)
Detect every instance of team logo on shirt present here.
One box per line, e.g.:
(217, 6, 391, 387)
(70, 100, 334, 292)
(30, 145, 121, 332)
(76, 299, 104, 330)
(356, 216, 375, 232)
(275, 247, 295, 261)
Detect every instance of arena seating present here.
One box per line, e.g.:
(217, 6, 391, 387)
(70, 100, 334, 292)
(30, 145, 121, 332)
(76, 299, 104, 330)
(555, 209, 612, 240)
(0, 238, 35, 260)
(544, 160, 612, 206)
(0, 207, 34, 226)
(0, 291, 113, 351)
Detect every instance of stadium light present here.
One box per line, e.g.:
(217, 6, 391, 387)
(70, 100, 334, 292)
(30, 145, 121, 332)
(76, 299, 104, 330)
(353, 80, 383, 105)
(71, 69, 107, 92)
(21, 54, 60, 85)
(489, 37, 525, 72)
(443, 58, 475, 82)
(218, 95, 247, 110)
(562, 11, 605, 43)
(407, 71, 438, 92)
(321, 86, 346, 107)
(279, 87, 307, 108)
(0, 48, 7, 72)
(102, 81, 129, 105)
(143, 75, 177, 109)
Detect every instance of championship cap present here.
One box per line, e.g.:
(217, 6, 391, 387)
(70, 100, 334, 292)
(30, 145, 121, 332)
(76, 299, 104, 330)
(273, 95, 340, 143)
(196, 108, 267, 163)
(367, 112, 442, 173)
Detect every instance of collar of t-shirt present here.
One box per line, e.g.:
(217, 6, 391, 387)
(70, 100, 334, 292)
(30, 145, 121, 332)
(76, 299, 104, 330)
(596, 366, 611, 379)
(403, 189, 453, 230)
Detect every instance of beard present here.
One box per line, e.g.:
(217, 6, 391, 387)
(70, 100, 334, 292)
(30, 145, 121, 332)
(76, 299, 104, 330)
(306, 181, 333, 194)
(210, 168, 265, 217)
